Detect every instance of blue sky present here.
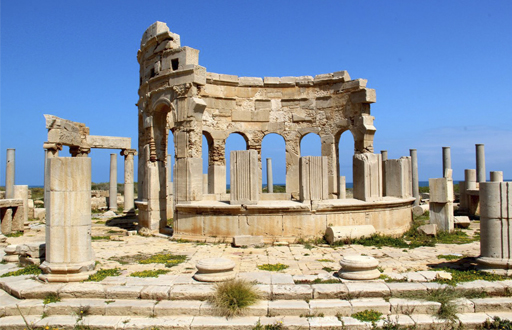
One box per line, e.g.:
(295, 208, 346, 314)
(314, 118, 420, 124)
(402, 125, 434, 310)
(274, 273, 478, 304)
(1, 1, 511, 186)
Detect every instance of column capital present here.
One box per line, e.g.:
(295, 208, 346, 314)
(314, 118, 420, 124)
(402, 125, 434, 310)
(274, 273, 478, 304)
(43, 142, 63, 151)
(121, 149, 137, 157)
(69, 146, 91, 157)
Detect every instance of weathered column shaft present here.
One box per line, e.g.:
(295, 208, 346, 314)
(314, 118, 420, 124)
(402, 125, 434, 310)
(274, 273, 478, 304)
(122, 150, 136, 213)
(381, 150, 387, 196)
(321, 134, 338, 199)
(410, 149, 420, 205)
(338, 176, 346, 199)
(384, 157, 412, 198)
(43, 143, 62, 207)
(285, 137, 300, 199)
(109, 154, 117, 211)
(39, 157, 95, 282)
(442, 147, 451, 178)
(476, 144, 486, 183)
(353, 153, 382, 202)
(230, 150, 259, 205)
(207, 139, 226, 194)
(5, 149, 15, 199)
(13, 185, 29, 227)
(299, 156, 328, 202)
(266, 158, 273, 193)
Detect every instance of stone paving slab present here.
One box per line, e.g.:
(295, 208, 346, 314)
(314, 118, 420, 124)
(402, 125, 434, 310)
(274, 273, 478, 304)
(312, 283, 348, 299)
(105, 299, 155, 316)
(273, 284, 312, 300)
(257, 316, 309, 330)
(154, 299, 202, 316)
(190, 316, 260, 330)
(5, 299, 44, 317)
(59, 282, 106, 298)
(309, 315, 343, 329)
(345, 281, 390, 298)
(389, 298, 441, 315)
(123, 316, 193, 330)
(309, 299, 351, 316)
(0, 315, 42, 330)
(170, 284, 215, 300)
(456, 313, 493, 330)
(350, 298, 391, 314)
(269, 300, 310, 316)
(472, 297, 512, 312)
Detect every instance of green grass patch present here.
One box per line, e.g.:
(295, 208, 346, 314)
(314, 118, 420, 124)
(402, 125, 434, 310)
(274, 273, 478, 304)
(294, 278, 340, 284)
(434, 268, 506, 286)
(86, 268, 121, 282)
(1, 264, 42, 277)
(316, 259, 334, 262)
(110, 252, 187, 268)
(209, 279, 259, 317)
(43, 293, 60, 304)
(351, 309, 383, 323)
(482, 316, 512, 329)
(257, 263, 289, 272)
(130, 269, 169, 278)
(91, 235, 110, 240)
(5, 231, 23, 237)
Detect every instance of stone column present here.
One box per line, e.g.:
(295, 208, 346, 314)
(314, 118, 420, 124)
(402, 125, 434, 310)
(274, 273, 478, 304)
(5, 149, 15, 199)
(464, 169, 479, 217)
(109, 154, 117, 212)
(381, 150, 387, 196)
(491, 171, 504, 182)
(442, 147, 451, 178)
(266, 158, 273, 193)
(285, 135, 300, 200)
(321, 134, 338, 199)
(476, 144, 486, 183)
(121, 149, 136, 214)
(230, 150, 259, 205)
(353, 153, 382, 202)
(43, 143, 62, 207)
(339, 176, 346, 199)
(208, 139, 226, 195)
(477, 182, 512, 275)
(39, 157, 95, 282)
(166, 154, 174, 219)
(410, 149, 420, 205)
(13, 185, 29, 227)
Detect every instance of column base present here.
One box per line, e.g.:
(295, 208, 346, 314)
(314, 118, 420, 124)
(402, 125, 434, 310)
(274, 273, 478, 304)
(39, 260, 96, 283)
(476, 257, 512, 276)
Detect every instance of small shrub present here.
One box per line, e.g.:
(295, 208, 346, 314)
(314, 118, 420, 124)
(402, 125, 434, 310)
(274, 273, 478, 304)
(294, 278, 340, 284)
(482, 316, 512, 329)
(257, 263, 289, 272)
(435, 268, 506, 286)
(209, 279, 259, 317)
(351, 309, 383, 323)
(86, 268, 121, 282)
(43, 293, 60, 304)
(253, 320, 284, 329)
(437, 254, 462, 261)
(130, 269, 169, 277)
(1, 264, 41, 277)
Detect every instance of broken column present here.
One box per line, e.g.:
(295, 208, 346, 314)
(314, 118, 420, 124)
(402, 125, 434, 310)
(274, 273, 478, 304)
(442, 147, 451, 178)
(13, 185, 29, 227)
(299, 156, 328, 202)
(384, 157, 412, 198)
(429, 177, 454, 232)
(5, 149, 15, 199)
(339, 176, 346, 199)
(477, 182, 512, 275)
(166, 154, 174, 219)
(122, 149, 136, 214)
(410, 149, 420, 205)
(464, 169, 479, 217)
(266, 158, 273, 193)
(353, 153, 382, 202)
(230, 150, 259, 205)
(491, 171, 503, 182)
(381, 150, 387, 196)
(109, 154, 117, 211)
(43, 143, 62, 206)
(39, 157, 95, 282)
(207, 138, 227, 195)
(476, 144, 486, 183)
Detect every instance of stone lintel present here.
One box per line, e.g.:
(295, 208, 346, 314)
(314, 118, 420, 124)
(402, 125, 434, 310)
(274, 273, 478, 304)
(350, 89, 377, 104)
(86, 136, 131, 150)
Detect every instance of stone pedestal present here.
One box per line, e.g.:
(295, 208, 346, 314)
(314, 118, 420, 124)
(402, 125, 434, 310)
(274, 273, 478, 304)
(384, 157, 412, 198)
(2, 245, 19, 263)
(477, 182, 512, 275)
(194, 258, 236, 282)
(39, 157, 95, 282)
(338, 255, 380, 280)
(429, 178, 454, 232)
(230, 150, 259, 205)
(353, 153, 382, 202)
(5, 149, 15, 199)
(299, 156, 328, 202)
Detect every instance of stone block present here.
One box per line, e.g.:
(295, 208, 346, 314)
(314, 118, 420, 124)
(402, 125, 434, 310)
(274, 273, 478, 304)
(345, 281, 390, 298)
(312, 283, 349, 299)
(230, 150, 259, 205)
(325, 225, 376, 244)
(350, 298, 390, 314)
(190, 316, 259, 329)
(154, 300, 201, 316)
(429, 202, 454, 232)
(263, 77, 280, 85)
(239, 77, 263, 86)
(429, 178, 453, 203)
(350, 88, 376, 103)
(105, 299, 155, 316)
(353, 153, 382, 202)
(454, 216, 471, 228)
(417, 224, 437, 236)
(175, 157, 203, 202)
(384, 157, 412, 198)
(389, 298, 441, 315)
(268, 300, 310, 316)
(272, 284, 312, 300)
(170, 284, 215, 300)
(310, 299, 352, 316)
(299, 156, 328, 202)
(232, 235, 264, 247)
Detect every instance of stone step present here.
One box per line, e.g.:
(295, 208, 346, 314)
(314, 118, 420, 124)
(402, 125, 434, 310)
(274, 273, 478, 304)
(2, 275, 512, 301)
(3, 296, 512, 318)
(0, 313, 511, 330)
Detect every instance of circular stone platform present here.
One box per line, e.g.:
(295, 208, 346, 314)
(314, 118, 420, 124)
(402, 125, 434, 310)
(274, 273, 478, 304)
(194, 258, 236, 282)
(338, 255, 380, 280)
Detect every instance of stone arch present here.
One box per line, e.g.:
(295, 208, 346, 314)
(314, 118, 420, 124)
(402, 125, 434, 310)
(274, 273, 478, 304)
(299, 132, 322, 157)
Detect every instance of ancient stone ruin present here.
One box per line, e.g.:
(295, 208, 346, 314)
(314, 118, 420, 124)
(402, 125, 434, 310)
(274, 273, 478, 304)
(136, 21, 416, 241)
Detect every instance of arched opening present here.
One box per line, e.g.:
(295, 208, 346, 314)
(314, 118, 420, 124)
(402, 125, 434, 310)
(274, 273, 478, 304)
(202, 133, 211, 194)
(261, 133, 286, 193)
(300, 133, 321, 157)
(167, 130, 175, 184)
(225, 133, 248, 193)
(337, 130, 355, 198)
